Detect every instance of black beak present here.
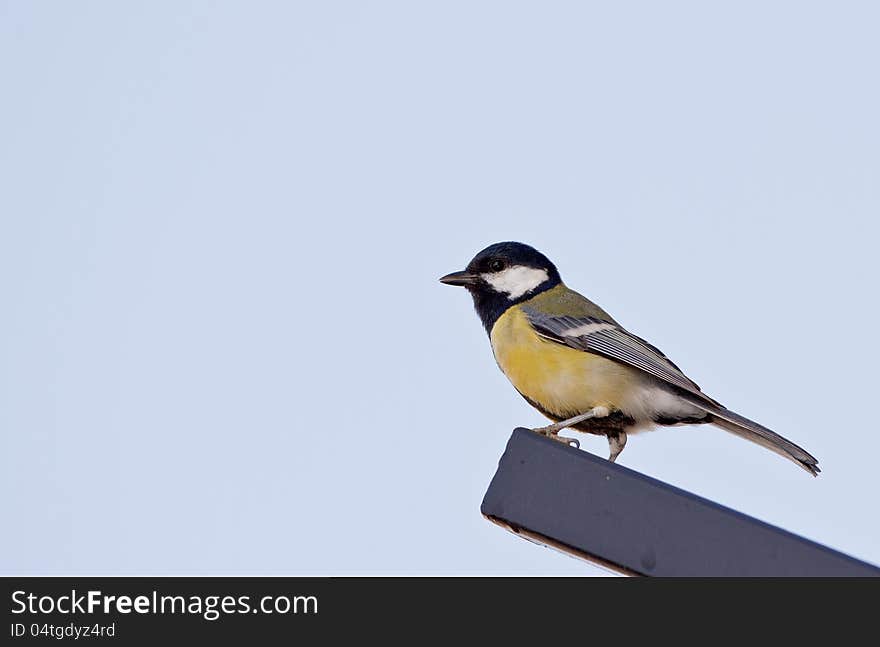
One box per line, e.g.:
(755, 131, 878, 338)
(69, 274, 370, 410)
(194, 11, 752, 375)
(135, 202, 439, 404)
(439, 270, 480, 287)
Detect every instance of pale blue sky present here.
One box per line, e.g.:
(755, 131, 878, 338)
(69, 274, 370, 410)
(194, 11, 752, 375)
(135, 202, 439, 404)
(2, 2, 878, 575)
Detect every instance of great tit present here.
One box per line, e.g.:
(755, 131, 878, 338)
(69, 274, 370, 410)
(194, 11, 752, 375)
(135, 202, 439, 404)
(440, 241, 819, 476)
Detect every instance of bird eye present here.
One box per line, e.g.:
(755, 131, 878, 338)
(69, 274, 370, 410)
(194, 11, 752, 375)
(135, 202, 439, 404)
(488, 259, 506, 272)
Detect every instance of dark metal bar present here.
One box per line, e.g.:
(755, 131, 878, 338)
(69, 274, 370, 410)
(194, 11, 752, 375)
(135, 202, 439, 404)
(481, 428, 880, 576)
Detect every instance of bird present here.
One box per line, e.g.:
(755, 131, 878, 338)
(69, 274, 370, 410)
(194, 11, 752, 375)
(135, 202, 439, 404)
(439, 241, 819, 476)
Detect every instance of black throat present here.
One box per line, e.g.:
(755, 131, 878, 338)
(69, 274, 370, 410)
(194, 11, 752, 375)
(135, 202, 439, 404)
(469, 278, 559, 336)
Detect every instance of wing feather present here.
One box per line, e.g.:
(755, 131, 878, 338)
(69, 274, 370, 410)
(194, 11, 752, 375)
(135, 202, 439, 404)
(521, 307, 718, 406)
(521, 306, 820, 475)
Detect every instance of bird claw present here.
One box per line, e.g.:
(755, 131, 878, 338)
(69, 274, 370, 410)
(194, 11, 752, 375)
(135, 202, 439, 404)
(532, 427, 580, 449)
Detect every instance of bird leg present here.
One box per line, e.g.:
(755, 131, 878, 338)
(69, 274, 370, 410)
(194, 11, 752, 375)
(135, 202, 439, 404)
(607, 431, 627, 463)
(532, 406, 610, 449)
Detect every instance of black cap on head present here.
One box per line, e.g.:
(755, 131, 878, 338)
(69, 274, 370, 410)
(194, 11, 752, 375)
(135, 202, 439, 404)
(464, 241, 560, 281)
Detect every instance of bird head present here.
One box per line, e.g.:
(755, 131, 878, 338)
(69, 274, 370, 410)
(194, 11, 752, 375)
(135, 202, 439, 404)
(440, 241, 561, 332)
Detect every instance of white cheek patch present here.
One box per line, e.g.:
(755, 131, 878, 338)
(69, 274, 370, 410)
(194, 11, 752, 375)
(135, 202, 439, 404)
(482, 265, 550, 300)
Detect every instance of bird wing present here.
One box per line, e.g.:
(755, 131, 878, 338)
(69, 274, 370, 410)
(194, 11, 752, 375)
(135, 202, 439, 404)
(521, 306, 820, 475)
(521, 307, 719, 406)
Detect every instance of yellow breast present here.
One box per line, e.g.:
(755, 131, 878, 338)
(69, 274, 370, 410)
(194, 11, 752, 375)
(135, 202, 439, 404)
(489, 305, 636, 420)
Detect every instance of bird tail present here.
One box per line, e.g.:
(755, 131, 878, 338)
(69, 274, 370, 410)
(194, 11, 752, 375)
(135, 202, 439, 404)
(677, 393, 820, 476)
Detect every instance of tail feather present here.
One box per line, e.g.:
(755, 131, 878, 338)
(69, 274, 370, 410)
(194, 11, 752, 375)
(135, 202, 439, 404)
(678, 393, 820, 476)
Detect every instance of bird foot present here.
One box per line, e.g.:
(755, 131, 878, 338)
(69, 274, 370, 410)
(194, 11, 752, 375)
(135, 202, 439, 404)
(532, 426, 580, 449)
(607, 431, 627, 463)
(530, 406, 611, 450)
